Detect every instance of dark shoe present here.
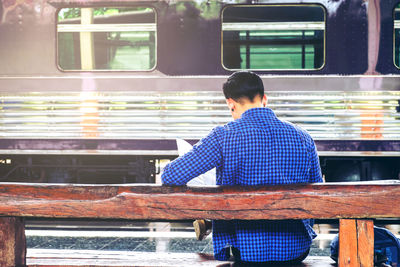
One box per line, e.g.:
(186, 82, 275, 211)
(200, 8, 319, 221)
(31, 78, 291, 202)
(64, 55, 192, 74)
(193, 219, 212, 241)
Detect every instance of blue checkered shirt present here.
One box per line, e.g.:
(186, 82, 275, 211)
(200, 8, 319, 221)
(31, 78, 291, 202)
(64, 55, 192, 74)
(162, 107, 323, 262)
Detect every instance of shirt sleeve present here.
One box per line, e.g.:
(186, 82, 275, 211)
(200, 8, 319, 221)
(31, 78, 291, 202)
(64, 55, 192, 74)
(308, 139, 323, 183)
(161, 127, 223, 185)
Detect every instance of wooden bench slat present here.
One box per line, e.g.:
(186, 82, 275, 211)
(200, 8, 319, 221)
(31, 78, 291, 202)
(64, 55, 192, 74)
(0, 181, 397, 267)
(0, 181, 399, 220)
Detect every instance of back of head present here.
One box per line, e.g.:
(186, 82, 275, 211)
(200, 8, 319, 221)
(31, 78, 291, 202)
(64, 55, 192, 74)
(222, 71, 264, 103)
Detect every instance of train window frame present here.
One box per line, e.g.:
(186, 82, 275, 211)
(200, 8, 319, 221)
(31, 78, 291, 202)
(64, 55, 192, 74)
(221, 4, 326, 72)
(394, 3, 400, 69)
(56, 6, 157, 72)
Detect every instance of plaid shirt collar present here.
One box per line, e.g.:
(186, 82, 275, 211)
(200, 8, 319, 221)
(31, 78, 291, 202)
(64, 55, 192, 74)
(240, 107, 277, 121)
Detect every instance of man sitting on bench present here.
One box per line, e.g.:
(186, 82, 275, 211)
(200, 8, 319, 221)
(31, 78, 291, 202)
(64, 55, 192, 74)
(162, 71, 323, 265)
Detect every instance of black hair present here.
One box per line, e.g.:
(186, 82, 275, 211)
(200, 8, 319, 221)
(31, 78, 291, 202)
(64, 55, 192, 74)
(222, 71, 264, 103)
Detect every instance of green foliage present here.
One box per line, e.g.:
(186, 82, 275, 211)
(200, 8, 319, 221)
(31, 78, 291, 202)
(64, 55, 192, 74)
(58, 8, 81, 20)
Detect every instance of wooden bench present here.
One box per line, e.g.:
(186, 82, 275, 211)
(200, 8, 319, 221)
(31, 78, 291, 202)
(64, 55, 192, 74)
(0, 181, 399, 266)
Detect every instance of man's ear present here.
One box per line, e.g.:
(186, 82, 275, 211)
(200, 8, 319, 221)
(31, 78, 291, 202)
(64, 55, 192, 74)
(262, 95, 267, 107)
(226, 98, 235, 111)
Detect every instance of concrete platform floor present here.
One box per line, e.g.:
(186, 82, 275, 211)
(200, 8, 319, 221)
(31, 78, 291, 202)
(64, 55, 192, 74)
(26, 222, 336, 256)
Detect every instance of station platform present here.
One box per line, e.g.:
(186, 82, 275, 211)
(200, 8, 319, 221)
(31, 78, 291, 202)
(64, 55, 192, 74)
(25, 220, 338, 266)
(26, 221, 336, 254)
(27, 251, 336, 266)
(24, 220, 400, 266)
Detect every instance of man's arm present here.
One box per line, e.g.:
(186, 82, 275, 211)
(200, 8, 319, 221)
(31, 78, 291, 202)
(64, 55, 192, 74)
(308, 139, 323, 183)
(162, 127, 222, 185)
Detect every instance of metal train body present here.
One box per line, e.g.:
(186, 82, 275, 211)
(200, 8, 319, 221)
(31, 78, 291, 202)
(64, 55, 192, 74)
(0, 0, 399, 183)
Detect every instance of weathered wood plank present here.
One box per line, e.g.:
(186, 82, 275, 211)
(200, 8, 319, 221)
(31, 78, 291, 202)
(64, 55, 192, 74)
(339, 219, 359, 267)
(338, 219, 374, 267)
(356, 220, 374, 267)
(0, 217, 26, 266)
(0, 181, 399, 220)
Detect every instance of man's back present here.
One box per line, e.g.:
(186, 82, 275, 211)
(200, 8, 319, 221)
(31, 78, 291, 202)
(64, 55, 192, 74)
(162, 70, 322, 264)
(215, 108, 321, 186)
(209, 107, 322, 262)
(162, 107, 322, 262)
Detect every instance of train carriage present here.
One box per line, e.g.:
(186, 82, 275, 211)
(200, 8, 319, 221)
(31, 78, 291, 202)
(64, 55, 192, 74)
(0, 0, 399, 183)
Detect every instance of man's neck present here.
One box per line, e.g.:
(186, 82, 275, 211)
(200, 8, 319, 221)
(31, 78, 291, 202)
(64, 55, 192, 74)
(234, 102, 264, 119)
(228, 95, 267, 120)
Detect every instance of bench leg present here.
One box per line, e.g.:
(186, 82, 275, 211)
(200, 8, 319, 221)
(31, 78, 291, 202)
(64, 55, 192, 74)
(0, 217, 26, 266)
(339, 219, 374, 267)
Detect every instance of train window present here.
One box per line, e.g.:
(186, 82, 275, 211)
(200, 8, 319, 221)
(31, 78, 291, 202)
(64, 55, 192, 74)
(395, 4, 400, 68)
(57, 7, 156, 71)
(222, 5, 325, 70)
